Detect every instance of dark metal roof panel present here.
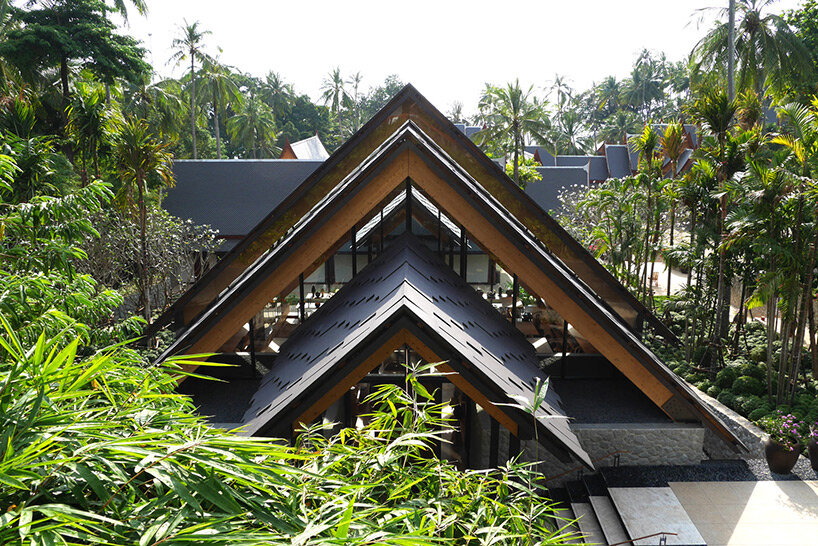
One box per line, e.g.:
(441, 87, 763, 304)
(242, 233, 589, 465)
(605, 145, 632, 178)
(525, 167, 588, 213)
(525, 146, 556, 166)
(164, 160, 322, 237)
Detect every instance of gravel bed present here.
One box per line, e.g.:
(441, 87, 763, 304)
(601, 458, 817, 488)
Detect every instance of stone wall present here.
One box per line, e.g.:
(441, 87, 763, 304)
(689, 387, 767, 460)
(469, 408, 705, 486)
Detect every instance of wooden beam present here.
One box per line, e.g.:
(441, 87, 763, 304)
(293, 329, 520, 437)
(405, 151, 676, 410)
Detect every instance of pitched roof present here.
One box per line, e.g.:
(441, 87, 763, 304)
(149, 84, 675, 346)
(241, 233, 591, 466)
(288, 134, 330, 160)
(155, 117, 743, 453)
(605, 145, 632, 178)
(527, 167, 588, 213)
(164, 160, 321, 248)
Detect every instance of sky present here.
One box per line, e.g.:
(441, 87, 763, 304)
(120, 0, 804, 115)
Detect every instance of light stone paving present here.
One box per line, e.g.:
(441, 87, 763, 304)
(608, 487, 705, 545)
(669, 480, 818, 546)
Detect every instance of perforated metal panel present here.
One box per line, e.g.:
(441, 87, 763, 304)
(242, 233, 591, 466)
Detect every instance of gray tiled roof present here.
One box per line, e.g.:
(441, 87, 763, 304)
(605, 145, 632, 178)
(164, 160, 322, 244)
(526, 166, 588, 214)
(242, 233, 591, 467)
(525, 145, 556, 166)
(289, 135, 330, 160)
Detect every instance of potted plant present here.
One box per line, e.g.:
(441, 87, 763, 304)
(759, 411, 804, 474)
(808, 423, 818, 472)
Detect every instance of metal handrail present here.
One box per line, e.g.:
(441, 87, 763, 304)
(609, 531, 678, 546)
(543, 450, 630, 483)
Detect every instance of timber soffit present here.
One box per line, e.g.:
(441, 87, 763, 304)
(241, 233, 592, 468)
(149, 84, 676, 343)
(156, 120, 745, 453)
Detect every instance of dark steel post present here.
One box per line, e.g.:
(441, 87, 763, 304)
(510, 274, 519, 324)
(509, 433, 520, 462)
(459, 228, 467, 280)
(561, 319, 568, 368)
(248, 317, 257, 370)
(379, 210, 384, 252)
(299, 273, 305, 322)
(437, 209, 442, 256)
(351, 225, 357, 277)
(489, 418, 499, 467)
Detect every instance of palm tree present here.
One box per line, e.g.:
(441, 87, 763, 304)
(321, 67, 349, 141)
(122, 77, 187, 140)
(660, 121, 686, 295)
(551, 109, 591, 155)
(227, 95, 276, 159)
(770, 98, 818, 396)
(600, 110, 640, 144)
(260, 71, 293, 124)
(115, 117, 174, 322)
(169, 20, 211, 159)
(547, 74, 573, 115)
(691, 90, 739, 361)
(476, 80, 551, 185)
(200, 59, 243, 159)
(347, 71, 363, 133)
(67, 81, 114, 183)
(692, 0, 813, 93)
(106, 0, 148, 22)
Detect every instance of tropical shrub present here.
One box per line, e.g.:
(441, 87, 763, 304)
(732, 376, 764, 396)
(0, 322, 579, 545)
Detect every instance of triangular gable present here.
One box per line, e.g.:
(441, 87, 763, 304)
(156, 119, 744, 453)
(279, 138, 297, 159)
(149, 84, 674, 342)
(241, 233, 592, 467)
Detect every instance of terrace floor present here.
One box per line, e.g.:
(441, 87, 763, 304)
(670, 480, 818, 546)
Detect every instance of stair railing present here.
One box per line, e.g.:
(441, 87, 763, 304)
(609, 531, 678, 545)
(542, 450, 629, 483)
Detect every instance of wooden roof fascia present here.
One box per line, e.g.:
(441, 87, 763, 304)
(398, 90, 678, 342)
(399, 144, 744, 451)
(147, 88, 422, 335)
(157, 124, 744, 452)
(149, 84, 676, 345)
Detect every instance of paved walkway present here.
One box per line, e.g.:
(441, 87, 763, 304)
(670, 480, 818, 546)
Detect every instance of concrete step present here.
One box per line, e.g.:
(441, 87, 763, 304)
(589, 495, 630, 545)
(571, 502, 606, 545)
(553, 504, 584, 544)
(608, 487, 706, 546)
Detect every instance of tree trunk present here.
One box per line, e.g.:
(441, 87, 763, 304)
(777, 320, 792, 405)
(667, 203, 675, 297)
(789, 241, 815, 403)
(512, 130, 520, 186)
(214, 96, 221, 159)
(137, 176, 150, 323)
(712, 194, 728, 367)
(766, 294, 775, 403)
(190, 57, 197, 159)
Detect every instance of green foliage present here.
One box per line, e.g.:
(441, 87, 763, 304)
(714, 366, 740, 389)
(717, 390, 737, 410)
(732, 375, 764, 396)
(0, 323, 578, 544)
(706, 385, 722, 398)
(0, 0, 148, 95)
(504, 157, 542, 189)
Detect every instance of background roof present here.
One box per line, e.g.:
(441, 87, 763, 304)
(164, 160, 322, 248)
